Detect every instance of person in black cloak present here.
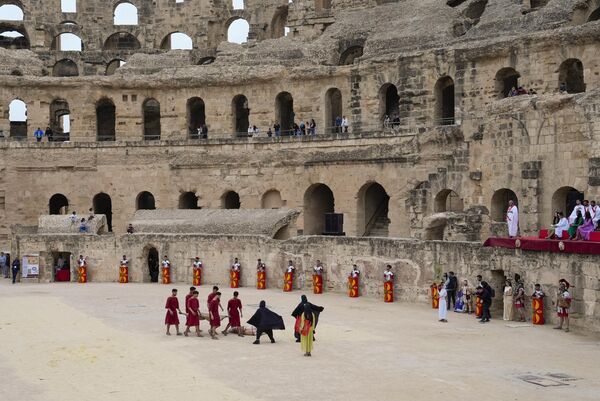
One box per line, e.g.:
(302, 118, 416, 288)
(291, 295, 324, 342)
(247, 300, 285, 344)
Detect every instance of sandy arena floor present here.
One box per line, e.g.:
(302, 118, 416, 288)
(0, 280, 599, 401)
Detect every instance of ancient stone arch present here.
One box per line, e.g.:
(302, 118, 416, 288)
(303, 183, 334, 235)
(96, 97, 116, 141)
(49, 193, 69, 215)
(356, 181, 390, 237)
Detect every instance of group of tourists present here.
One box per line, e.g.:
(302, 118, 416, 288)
(546, 199, 600, 240)
(436, 273, 572, 332)
(0, 251, 20, 284)
(505, 198, 600, 241)
(164, 287, 324, 357)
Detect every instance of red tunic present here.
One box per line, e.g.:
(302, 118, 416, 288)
(207, 292, 217, 308)
(186, 297, 200, 326)
(164, 296, 180, 325)
(209, 298, 221, 328)
(227, 298, 242, 327)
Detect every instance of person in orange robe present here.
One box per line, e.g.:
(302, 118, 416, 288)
(165, 288, 183, 336)
(184, 291, 202, 337)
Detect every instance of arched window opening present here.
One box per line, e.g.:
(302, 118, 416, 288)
(143, 98, 161, 140)
(588, 7, 600, 21)
(261, 190, 283, 209)
(93, 192, 112, 232)
(232, 0, 244, 9)
(434, 76, 455, 125)
(232, 94, 249, 135)
(222, 191, 241, 209)
(558, 59, 585, 94)
(495, 67, 520, 98)
(270, 7, 288, 39)
(9, 99, 27, 139)
(61, 0, 76, 13)
(198, 56, 215, 65)
(136, 191, 156, 210)
(490, 188, 518, 222)
(339, 46, 363, 66)
(434, 189, 463, 213)
(179, 192, 199, 209)
(227, 19, 249, 44)
(103, 32, 140, 50)
(303, 184, 335, 235)
(106, 59, 126, 75)
(49, 193, 69, 215)
(53, 59, 78, 77)
(0, 29, 29, 49)
(552, 187, 584, 219)
(187, 97, 206, 139)
(275, 91, 294, 135)
(0, 5, 24, 21)
(96, 98, 116, 141)
(380, 84, 400, 126)
(114, 3, 138, 25)
(161, 32, 193, 50)
(49, 99, 70, 141)
(324, 88, 342, 134)
(358, 182, 390, 237)
(52, 32, 83, 51)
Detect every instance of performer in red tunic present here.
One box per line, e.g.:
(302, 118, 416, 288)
(164, 288, 183, 336)
(184, 291, 202, 337)
(208, 292, 222, 339)
(223, 291, 243, 336)
(185, 286, 196, 305)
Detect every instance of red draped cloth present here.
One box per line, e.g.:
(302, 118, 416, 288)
(209, 298, 221, 328)
(164, 296, 180, 325)
(186, 298, 200, 326)
(228, 298, 242, 327)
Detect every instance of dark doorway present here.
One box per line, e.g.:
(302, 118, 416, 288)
(303, 183, 335, 235)
(93, 192, 112, 232)
(275, 92, 294, 135)
(53, 59, 78, 77)
(222, 191, 241, 209)
(495, 68, 520, 98)
(558, 59, 585, 94)
(232, 95, 249, 135)
(136, 191, 155, 210)
(53, 251, 71, 282)
(551, 186, 583, 218)
(143, 98, 161, 140)
(359, 182, 390, 237)
(187, 97, 206, 138)
(147, 247, 159, 283)
(49, 99, 71, 141)
(435, 76, 455, 125)
(179, 192, 199, 209)
(96, 98, 116, 141)
(381, 84, 400, 122)
(491, 188, 518, 222)
(325, 88, 342, 133)
(49, 193, 69, 215)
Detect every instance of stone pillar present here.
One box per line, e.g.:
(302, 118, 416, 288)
(520, 160, 542, 236)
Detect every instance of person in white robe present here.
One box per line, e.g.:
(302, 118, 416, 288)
(506, 200, 519, 238)
(569, 199, 585, 224)
(589, 200, 600, 228)
(546, 212, 570, 239)
(438, 284, 448, 322)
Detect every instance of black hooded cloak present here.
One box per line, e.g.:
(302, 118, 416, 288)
(247, 301, 285, 330)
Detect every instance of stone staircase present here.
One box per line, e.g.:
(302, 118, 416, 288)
(365, 206, 390, 237)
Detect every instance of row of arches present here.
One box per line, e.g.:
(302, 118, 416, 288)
(5, 98, 70, 139)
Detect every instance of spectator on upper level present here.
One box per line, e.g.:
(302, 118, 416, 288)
(309, 119, 316, 136)
(34, 127, 44, 142)
(341, 116, 349, 133)
(517, 86, 527, 95)
(274, 123, 281, 137)
(253, 125, 260, 137)
(299, 120, 306, 136)
(267, 127, 273, 137)
(127, 223, 134, 234)
(247, 125, 254, 137)
(508, 86, 518, 97)
(559, 82, 567, 93)
(201, 124, 208, 139)
(334, 116, 342, 133)
(69, 211, 78, 224)
(79, 218, 88, 233)
(293, 123, 300, 136)
(45, 126, 54, 141)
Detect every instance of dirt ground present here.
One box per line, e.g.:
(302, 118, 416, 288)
(0, 280, 599, 401)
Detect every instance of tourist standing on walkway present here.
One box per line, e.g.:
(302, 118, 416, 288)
(165, 288, 182, 336)
(503, 279, 513, 321)
(554, 280, 572, 332)
(11, 257, 20, 284)
(0, 252, 7, 278)
(438, 284, 448, 322)
(248, 300, 285, 344)
(34, 127, 44, 142)
(506, 200, 519, 238)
